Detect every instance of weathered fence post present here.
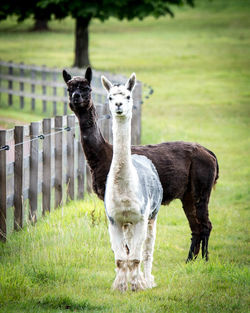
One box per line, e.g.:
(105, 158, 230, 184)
(66, 115, 75, 201)
(42, 65, 47, 113)
(31, 68, 36, 111)
(137, 82, 142, 145)
(53, 72, 57, 116)
(29, 122, 40, 223)
(64, 87, 68, 115)
(14, 126, 24, 229)
(0, 130, 7, 241)
(19, 63, 25, 109)
(86, 165, 92, 193)
(77, 138, 85, 200)
(55, 116, 64, 208)
(0, 62, 1, 102)
(109, 116, 113, 145)
(42, 118, 52, 214)
(102, 99, 110, 141)
(8, 61, 13, 106)
(131, 82, 142, 145)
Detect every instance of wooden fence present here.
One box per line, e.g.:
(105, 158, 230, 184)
(0, 60, 142, 144)
(0, 115, 85, 241)
(0, 60, 141, 128)
(0, 61, 142, 241)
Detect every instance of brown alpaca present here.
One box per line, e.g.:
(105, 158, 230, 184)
(63, 67, 219, 262)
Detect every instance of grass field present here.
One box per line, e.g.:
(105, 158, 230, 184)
(0, 0, 250, 312)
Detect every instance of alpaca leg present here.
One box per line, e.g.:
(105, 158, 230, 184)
(124, 221, 147, 291)
(143, 218, 157, 288)
(182, 192, 202, 262)
(108, 223, 128, 292)
(113, 259, 128, 292)
(128, 259, 146, 291)
(195, 196, 212, 261)
(190, 157, 215, 261)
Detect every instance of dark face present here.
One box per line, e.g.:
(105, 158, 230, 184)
(63, 67, 92, 112)
(67, 78, 92, 111)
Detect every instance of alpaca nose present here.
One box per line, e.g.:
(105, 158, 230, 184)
(115, 102, 122, 109)
(73, 93, 80, 99)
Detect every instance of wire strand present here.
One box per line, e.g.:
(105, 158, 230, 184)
(0, 125, 79, 152)
(0, 112, 112, 152)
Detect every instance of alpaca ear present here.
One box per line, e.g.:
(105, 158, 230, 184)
(101, 75, 112, 92)
(85, 66, 92, 84)
(62, 70, 72, 83)
(126, 73, 136, 91)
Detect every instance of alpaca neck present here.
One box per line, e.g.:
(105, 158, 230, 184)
(75, 101, 107, 169)
(112, 115, 132, 171)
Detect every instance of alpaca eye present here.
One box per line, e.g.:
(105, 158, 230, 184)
(127, 95, 130, 100)
(109, 96, 112, 101)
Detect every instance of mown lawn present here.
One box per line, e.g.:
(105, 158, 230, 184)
(0, 0, 249, 312)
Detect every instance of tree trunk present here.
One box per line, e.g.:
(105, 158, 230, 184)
(74, 16, 91, 68)
(32, 12, 49, 31)
(33, 18, 49, 31)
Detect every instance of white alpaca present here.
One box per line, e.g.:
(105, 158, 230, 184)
(101, 73, 163, 292)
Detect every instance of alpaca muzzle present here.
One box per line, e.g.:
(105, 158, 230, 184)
(115, 103, 123, 115)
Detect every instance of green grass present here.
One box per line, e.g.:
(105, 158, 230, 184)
(0, 0, 250, 312)
(0, 196, 249, 313)
(0, 107, 42, 128)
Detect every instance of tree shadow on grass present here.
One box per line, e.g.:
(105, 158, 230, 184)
(36, 295, 105, 312)
(2, 296, 106, 313)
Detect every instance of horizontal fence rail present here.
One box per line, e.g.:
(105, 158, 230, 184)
(0, 60, 142, 145)
(0, 60, 142, 124)
(0, 61, 143, 241)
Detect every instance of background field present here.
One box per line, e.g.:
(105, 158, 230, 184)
(0, 0, 249, 312)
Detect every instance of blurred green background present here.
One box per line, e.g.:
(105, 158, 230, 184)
(0, 0, 249, 312)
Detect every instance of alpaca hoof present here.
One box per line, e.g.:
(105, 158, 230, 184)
(119, 283, 128, 293)
(148, 276, 157, 288)
(145, 275, 157, 288)
(112, 282, 128, 292)
(201, 235, 209, 261)
(131, 275, 147, 292)
(146, 282, 157, 289)
(112, 278, 128, 292)
(131, 282, 144, 292)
